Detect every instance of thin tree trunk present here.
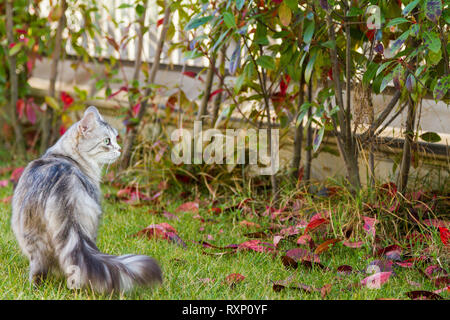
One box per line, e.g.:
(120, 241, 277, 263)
(127, 0, 148, 112)
(397, 95, 416, 193)
(196, 54, 216, 124)
(120, 2, 171, 169)
(211, 46, 226, 127)
(41, 0, 67, 152)
(292, 73, 305, 180)
(304, 78, 313, 182)
(261, 69, 279, 203)
(326, 8, 361, 190)
(5, 0, 26, 159)
(397, 8, 420, 194)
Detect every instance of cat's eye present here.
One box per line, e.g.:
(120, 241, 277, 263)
(104, 138, 111, 145)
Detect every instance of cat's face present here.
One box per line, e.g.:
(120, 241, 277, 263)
(76, 106, 121, 165)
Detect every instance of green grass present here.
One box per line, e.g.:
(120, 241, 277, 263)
(1, 178, 448, 300)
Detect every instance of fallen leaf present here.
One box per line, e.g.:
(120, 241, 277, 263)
(0, 180, 9, 187)
(337, 265, 353, 275)
(10, 167, 24, 184)
(163, 211, 179, 220)
(439, 227, 449, 245)
(314, 238, 341, 254)
(133, 223, 187, 248)
(239, 220, 261, 229)
(304, 218, 328, 234)
(320, 283, 332, 298)
(362, 216, 377, 237)
(297, 234, 312, 245)
(272, 275, 317, 293)
(405, 290, 443, 300)
(225, 273, 245, 287)
(360, 272, 392, 289)
(176, 201, 199, 213)
(342, 240, 364, 248)
(238, 239, 275, 253)
(1, 195, 12, 203)
(286, 248, 321, 263)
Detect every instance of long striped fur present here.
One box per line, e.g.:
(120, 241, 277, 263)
(11, 106, 162, 293)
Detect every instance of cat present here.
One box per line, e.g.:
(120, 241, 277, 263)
(11, 106, 162, 293)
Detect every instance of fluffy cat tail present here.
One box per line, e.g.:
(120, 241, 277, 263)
(59, 231, 162, 293)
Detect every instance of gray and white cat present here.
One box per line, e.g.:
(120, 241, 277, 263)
(11, 106, 162, 293)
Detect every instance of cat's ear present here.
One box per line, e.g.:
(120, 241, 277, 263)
(84, 106, 104, 121)
(78, 110, 97, 136)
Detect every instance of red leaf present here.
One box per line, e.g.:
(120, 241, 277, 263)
(297, 234, 312, 245)
(10, 167, 24, 184)
(362, 216, 377, 237)
(132, 102, 141, 117)
(365, 29, 375, 41)
(225, 273, 245, 286)
(314, 238, 341, 254)
(360, 272, 392, 289)
(133, 223, 186, 247)
(208, 89, 224, 101)
(304, 218, 328, 234)
(16, 99, 25, 118)
(26, 102, 37, 124)
(156, 18, 164, 27)
(0, 180, 9, 187)
(175, 201, 199, 213)
(1, 195, 13, 203)
(286, 248, 320, 264)
(61, 91, 74, 109)
(239, 220, 261, 229)
(439, 227, 449, 245)
(182, 71, 203, 81)
(342, 240, 364, 248)
(238, 239, 275, 253)
(108, 86, 128, 99)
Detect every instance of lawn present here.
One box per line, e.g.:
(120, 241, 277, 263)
(0, 167, 448, 300)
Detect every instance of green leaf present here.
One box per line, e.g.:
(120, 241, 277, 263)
(303, 20, 315, 44)
(380, 71, 394, 93)
(278, 3, 292, 27)
(385, 30, 410, 58)
(385, 17, 410, 28)
(420, 132, 441, 143)
(118, 3, 133, 9)
(256, 55, 275, 70)
(223, 12, 237, 29)
(313, 126, 325, 153)
(304, 50, 318, 84)
(320, 40, 335, 49)
(284, 0, 298, 10)
(185, 16, 213, 31)
(45, 96, 60, 111)
(236, 0, 245, 11)
(402, 0, 420, 16)
(425, 0, 442, 23)
(376, 61, 395, 77)
(423, 31, 441, 53)
(433, 75, 449, 100)
(347, 7, 363, 17)
(183, 50, 203, 60)
(363, 62, 378, 86)
(135, 4, 145, 17)
(8, 43, 23, 56)
(234, 73, 245, 94)
(211, 30, 230, 52)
